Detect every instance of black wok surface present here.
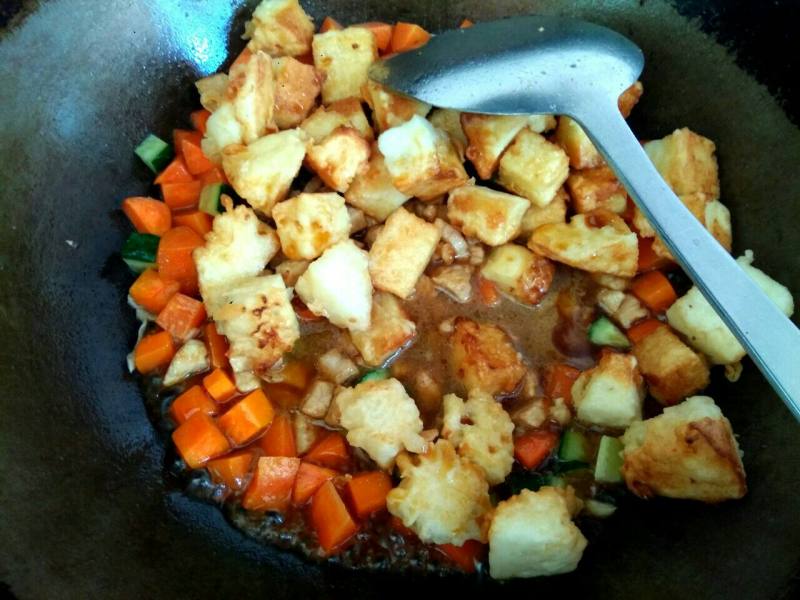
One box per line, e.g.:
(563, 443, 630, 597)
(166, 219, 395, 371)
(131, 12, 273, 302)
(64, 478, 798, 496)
(1, 1, 798, 598)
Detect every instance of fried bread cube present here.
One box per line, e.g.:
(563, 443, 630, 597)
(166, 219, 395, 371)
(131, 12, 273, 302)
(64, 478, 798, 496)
(305, 126, 371, 193)
(498, 128, 570, 207)
(312, 27, 377, 104)
(553, 116, 604, 169)
(644, 127, 720, 197)
(363, 80, 431, 132)
(566, 166, 628, 214)
(344, 149, 410, 221)
(571, 352, 645, 429)
(518, 188, 568, 238)
(243, 0, 315, 57)
(272, 192, 351, 260)
(271, 56, 321, 129)
(480, 244, 555, 306)
(350, 291, 416, 366)
(447, 184, 530, 246)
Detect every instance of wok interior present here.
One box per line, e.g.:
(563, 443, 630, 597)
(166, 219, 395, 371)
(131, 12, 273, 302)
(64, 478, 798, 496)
(0, 0, 798, 597)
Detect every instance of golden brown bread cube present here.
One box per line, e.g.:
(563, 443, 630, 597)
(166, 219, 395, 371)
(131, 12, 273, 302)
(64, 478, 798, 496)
(271, 56, 321, 129)
(621, 396, 746, 502)
(552, 116, 604, 170)
(350, 291, 417, 366)
(363, 80, 431, 132)
(644, 127, 720, 197)
(271, 192, 351, 260)
(300, 98, 374, 143)
(243, 0, 315, 57)
(566, 166, 628, 214)
(312, 27, 377, 104)
(429, 108, 468, 161)
(344, 148, 410, 221)
(518, 188, 568, 238)
(447, 184, 531, 246)
(449, 318, 526, 397)
(618, 81, 644, 118)
(461, 114, 529, 179)
(368, 208, 441, 299)
(305, 127, 371, 193)
(480, 244, 555, 306)
(632, 324, 710, 406)
(498, 128, 570, 207)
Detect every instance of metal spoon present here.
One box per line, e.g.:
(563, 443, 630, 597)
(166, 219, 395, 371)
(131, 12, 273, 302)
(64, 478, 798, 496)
(369, 15, 800, 416)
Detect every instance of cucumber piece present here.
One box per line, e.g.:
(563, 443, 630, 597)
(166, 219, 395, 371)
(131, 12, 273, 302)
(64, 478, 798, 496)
(594, 435, 624, 483)
(199, 183, 226, 215)
(558, 429, 589, 463)
(134, 134, 173, 173)
(122, 232, 159, 273)
(585, 499, 617, 518)
(588, 316, 630, 349)
(544, 474, 566, 488)
(358, 368, 390, 384)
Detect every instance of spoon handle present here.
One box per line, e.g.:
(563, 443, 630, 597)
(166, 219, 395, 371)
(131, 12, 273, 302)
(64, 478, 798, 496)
(576, 105, 800, 416)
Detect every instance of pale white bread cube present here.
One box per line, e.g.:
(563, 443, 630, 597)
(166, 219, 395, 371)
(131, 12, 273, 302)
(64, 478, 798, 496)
(666, 250, 795, 364)
(345, 149, 410, 221)
(553, 116, 604, 169)
(201, 51, 276, 162)
(591, 272, 630, 291)
(461, 114, 556, 179)
(195, 73, 228, 112)
(194, 205, 280, 312)
(387, 439, 492, 545)
(163, 340, 210, 387)
(622, 396, 746, 502)
(571, 352, 645, 429)
(449, 318, 526, 397)
(363, 80, 432, 132)
(498, 128, 570, 207)
(221, 128, 306, 215)
(529, 210, 639, 277)
(488, 487, 587, 579)
(480, 244, 555, 306)
(447, 184, 530, 246)
(305, 126, 371, 192)
(428, 108, 467, 160)
(519, 188, 568, 238)
(242, 0, 314, 57)
(295, 240, 373, 331)
(596, 289, 648, 329)
(350, 291, 416, 366)
(300, 378, 335, 418)
(368, 208, 441, 299)
(272, 56, 322, 129)
(272, 192, 350, 260)
(566, 166, 628, 214)
(300, 98, 374, 143)
(430, 264, 474, 304)
(377, 115, 469, 200)
(316, 348, 358, 384)
(441, 391, 514, 485)
(337, 378, 426, 469)
(211, 274, 300, 380)
(312, 27, 377, 104)
(632, 325, 710, 406)
(644, 127, 720, 197)
(347, 206, 368, 234)
(275, 259, 309, 287)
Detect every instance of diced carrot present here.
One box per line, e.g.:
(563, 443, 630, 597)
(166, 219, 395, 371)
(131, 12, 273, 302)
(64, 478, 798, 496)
(217, 389, 275, 446)
(231, 47, 252, 69)
(258, 413, 297, 457)
(170, 385, 217, 424)
(637, 236, 674, 272)
(161, 181, 203, 210)
(190, 109, 212, 135)
(172, 412, 230, 469)
(627, 318, 665, 344)
(199, 166, 227, 185)
(203, 368, 238, 404)
(154, 156, 195, 184)
(242, 456, 301, 512)
(134, 330, 176, 373)
(459, 18, 475, 28)
(346, 471, 392, 519)
(156, 226, 204, 296)
(292, 461, 338, 505)
(180, 139, 216, 175)
(436, 540, 487, 573)
(204, 322, 229, 370)
(173, 210, 213, 237)
(514, 430, 560, 470)
(262, 383, 303, 410)
(207, 449, 256, 492)
(631, 270, 677, 313)
(543, 363, 581, 403)
(122, 197, 172, 235)
(310, 480, 358, 554)
(129, 268, 180, 314)
(156, 293, 206, 341)
(389, 515, 417, 538)
(173, 129, 203, 154)
(320, 16, 343, 32)
(477, 276, 500, 306)
(355, 21, 393, 52)
(303, 432, 349, 470)
(390, 22, 431, 53)
(278, 359, 312, 390)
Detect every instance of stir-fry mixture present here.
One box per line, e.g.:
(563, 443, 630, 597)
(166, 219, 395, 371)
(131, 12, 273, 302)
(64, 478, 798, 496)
(120, 0, 796, 579)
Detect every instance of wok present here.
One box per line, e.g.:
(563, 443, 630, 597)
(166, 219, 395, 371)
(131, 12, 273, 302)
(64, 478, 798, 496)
(1, 1, 798, 598)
